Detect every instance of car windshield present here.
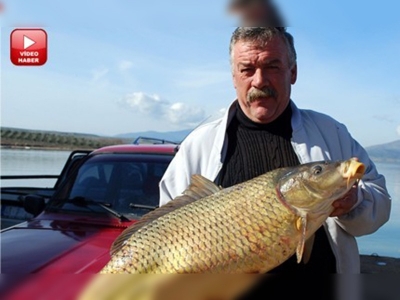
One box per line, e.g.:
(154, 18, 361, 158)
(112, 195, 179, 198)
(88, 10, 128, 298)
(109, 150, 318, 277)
(47, 153, 172, 219)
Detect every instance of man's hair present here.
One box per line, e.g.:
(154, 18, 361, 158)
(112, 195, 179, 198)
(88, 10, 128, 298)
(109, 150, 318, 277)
(229, 27, 297, 67)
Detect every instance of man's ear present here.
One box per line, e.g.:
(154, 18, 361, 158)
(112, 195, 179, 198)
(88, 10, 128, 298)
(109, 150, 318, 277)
(291, 63, 297, 84)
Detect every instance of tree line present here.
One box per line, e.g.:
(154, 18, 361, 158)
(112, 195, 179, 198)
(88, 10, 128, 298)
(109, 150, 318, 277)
(1, 127, 131, 150)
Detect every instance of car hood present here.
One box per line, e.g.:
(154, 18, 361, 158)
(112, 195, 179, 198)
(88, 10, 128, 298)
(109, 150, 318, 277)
(1, 218, 128, 274)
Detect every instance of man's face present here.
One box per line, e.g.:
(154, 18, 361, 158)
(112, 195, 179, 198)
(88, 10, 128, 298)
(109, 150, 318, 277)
(232, 35, 297, 124)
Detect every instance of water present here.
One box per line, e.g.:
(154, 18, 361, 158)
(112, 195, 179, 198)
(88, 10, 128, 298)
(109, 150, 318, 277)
(0, 148, 71, 188)
(1, 149, 399, 258)
(356, 162, 400, 258)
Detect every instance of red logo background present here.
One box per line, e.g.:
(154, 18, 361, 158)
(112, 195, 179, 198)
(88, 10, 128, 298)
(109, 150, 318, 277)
(10, 29, 47, 66)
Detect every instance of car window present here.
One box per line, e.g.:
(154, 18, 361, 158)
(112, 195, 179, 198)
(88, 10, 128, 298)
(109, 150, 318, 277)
(69, 162, 112, 202)
(49, 154, 172, 218)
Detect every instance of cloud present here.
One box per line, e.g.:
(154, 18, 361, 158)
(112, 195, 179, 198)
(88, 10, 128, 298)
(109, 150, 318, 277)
(397, 125, 400, 136)
(166, 102, 206, 125)
(122, 92, 206, 127)
(124, 92, 167, 115)
(91, 67, 109, 82)
(118, 60, 133, 71)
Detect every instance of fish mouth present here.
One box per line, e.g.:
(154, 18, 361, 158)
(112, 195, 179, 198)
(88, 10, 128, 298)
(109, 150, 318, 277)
(342, 158, 365, 187)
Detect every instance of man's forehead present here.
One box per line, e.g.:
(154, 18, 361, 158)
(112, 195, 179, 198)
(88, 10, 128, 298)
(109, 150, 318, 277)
(233, 38, 286, 56)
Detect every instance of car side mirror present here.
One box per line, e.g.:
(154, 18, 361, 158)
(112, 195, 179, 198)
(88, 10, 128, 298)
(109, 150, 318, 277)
(23, 195, 46, 216)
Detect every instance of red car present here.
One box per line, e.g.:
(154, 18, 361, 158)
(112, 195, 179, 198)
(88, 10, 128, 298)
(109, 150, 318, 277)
(0, 143, 178, 300)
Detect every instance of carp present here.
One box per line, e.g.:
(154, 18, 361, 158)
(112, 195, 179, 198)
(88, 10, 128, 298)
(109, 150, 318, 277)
(79, 158, 365, 299)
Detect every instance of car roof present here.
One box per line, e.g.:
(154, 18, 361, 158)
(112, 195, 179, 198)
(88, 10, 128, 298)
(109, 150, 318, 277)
(91, 144, 179, 155)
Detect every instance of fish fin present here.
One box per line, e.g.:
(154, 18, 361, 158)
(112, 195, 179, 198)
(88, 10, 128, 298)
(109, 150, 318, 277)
(295, 214, 308, 264)
(181, 174, 223, 199)
(110, 174, 221, 255)
(302, 233, 315, 264)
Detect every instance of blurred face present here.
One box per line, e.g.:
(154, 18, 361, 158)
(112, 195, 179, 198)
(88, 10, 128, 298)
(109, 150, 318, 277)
(232, 35, 297, 124)
(229, 0, 273, 26)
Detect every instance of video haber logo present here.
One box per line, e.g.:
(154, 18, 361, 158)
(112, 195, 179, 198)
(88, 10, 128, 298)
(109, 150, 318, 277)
(10, 29, 47, 66)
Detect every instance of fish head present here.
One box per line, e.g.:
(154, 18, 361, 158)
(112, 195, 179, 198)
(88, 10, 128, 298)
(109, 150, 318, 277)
(278, 158, 365, 216)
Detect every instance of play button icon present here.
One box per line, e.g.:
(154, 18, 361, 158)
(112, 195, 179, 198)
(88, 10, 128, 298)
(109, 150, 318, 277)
(10, 28, 47, 66)
(23, 35, 36, 50)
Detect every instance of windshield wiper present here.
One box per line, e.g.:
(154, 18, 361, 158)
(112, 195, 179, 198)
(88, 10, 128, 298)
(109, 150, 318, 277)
(129, 203, 158, 211)
(67, 196, 130, 222)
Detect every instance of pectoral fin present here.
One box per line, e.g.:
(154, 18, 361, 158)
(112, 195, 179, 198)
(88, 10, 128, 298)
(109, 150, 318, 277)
(302, 233, 315, 264)
(295, 214, 308, 263)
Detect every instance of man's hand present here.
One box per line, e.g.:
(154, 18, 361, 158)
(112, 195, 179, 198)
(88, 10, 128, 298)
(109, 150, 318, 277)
(330, 184, 358, 217)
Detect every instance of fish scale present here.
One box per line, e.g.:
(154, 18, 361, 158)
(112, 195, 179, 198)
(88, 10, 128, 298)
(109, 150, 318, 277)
(99, 158, 365, 275)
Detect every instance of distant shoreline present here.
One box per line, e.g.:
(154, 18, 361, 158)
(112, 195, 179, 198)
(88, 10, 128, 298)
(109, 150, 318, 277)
(0, 144, 94, 151)
(1, 127, 131, 151)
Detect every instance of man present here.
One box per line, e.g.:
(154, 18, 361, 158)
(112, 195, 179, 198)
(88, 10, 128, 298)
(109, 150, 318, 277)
(159, 27, 391, 295)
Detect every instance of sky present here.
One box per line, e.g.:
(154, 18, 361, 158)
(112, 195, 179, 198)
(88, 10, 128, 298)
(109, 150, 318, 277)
(1, 0, 399, 147)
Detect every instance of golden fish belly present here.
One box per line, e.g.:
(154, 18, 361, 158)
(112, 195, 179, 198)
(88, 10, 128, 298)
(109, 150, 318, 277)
(100, 174, 302, 274)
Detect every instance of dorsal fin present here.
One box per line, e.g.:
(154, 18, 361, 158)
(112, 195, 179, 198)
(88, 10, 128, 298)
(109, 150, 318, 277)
(110, 174, 222, 255)
(180, 174, 222, 199)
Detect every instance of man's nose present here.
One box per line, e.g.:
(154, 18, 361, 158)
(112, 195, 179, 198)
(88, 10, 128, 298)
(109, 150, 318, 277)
(252, 68, 269, 89)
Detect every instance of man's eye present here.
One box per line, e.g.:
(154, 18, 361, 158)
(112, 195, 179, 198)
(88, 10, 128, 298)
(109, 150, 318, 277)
(241, 68, 252, 73)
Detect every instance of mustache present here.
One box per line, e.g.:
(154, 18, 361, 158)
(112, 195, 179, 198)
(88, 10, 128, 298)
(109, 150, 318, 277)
(247, 87, 277, 103)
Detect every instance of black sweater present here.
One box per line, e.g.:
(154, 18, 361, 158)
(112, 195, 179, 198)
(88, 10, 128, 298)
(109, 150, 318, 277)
(218, 102, 336, 275)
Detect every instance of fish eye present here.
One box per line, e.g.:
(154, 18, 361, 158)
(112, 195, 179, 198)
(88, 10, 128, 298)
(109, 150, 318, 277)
(313, 165, 323, 175)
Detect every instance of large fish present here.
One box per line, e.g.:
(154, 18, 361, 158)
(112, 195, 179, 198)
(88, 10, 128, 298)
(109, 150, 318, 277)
(102, 157, 364, 274)
(79, 158, 365, 299)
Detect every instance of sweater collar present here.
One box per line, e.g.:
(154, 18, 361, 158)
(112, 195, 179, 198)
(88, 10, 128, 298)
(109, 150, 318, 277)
(235, 101, 293, 137)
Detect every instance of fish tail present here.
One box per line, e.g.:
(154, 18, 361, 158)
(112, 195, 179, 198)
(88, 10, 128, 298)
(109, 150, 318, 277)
(78, 274, 261, 300)
(77, 274, 163, 300)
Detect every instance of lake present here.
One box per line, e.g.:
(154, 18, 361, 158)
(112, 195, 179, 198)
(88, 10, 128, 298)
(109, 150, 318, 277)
(1, 148, 399, 258)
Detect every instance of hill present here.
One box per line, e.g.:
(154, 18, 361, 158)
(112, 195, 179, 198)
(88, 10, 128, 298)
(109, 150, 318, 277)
(365, 140, 400, 163)
(0, 127, 130, 150)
